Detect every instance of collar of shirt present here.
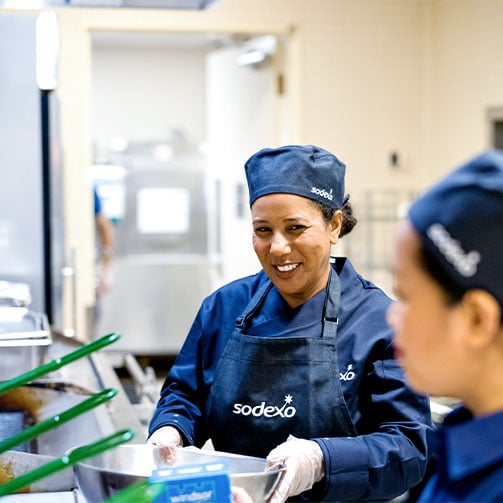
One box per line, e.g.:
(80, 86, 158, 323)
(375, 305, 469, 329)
(440, 406, 503, 480)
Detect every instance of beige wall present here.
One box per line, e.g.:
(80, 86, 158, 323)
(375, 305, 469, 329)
(430, 0, 503, 175)
(4, 0, 502, 337)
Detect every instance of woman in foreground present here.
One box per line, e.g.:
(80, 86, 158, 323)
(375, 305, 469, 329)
(387, 149, 503, 501)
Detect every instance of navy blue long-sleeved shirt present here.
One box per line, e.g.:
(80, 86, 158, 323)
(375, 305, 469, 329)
(149, 259, 433, 501)
(419, 407, 503, 502)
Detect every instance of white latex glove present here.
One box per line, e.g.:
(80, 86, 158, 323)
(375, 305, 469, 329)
(266, 435, 325, 503)
(147, 425, 183, 466)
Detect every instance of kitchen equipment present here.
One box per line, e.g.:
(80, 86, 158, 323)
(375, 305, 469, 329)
(0, 450, 75, 492)
(0, 281, 32, 308)
(0, 428, 135, 496)
(0, 381, 117, 460)
(0, 331, 121, 395)
(0, 13, 66, 332)
(0, 307, 52, 381)
(74, 444, 285, 503)
(0, 386, 122, 492)
(0, 387, 117, 454)
(95, 155, 213, 356)
(0, 307, 51, 346)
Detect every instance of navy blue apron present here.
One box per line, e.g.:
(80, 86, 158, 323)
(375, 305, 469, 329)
(206, 263, 357, 458)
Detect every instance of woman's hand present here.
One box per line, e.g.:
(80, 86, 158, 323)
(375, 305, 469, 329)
(147, 425, 183, 466)
(266, 435, 325, 503)
(232, 486, 254, 503)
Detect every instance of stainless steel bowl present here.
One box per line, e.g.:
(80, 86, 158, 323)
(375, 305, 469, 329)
(74, 444, 284, 502)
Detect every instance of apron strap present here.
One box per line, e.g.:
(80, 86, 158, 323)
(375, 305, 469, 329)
(322, 262, 341, 338)
(235, 279, 274, 330)
(236, 262, 341, 338)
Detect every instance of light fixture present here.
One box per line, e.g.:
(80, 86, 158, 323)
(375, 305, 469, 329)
(36, 11, 59, 90)
(236, 34, 277, 68)
(237, 49, 267, 67)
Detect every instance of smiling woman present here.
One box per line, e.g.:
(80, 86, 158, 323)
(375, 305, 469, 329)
(251, 193, 339, 308)
(251, 194, 357, 309)
(147, 144, 433, 503)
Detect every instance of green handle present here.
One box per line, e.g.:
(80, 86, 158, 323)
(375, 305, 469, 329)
(0, 428, 135, 496)
(0, 332, 121, 395)
(0, 387, 118, 454)
(105, 479, 164, 503)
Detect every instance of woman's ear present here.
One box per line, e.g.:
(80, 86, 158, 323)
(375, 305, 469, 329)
(330, 210, 343, 245)
(461, 290, 502, 349)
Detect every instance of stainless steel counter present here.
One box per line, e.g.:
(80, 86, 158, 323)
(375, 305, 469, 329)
(1, 490, 82, 502)
(1, 333, 149, 501)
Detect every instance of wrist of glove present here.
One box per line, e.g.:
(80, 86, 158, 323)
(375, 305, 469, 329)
(266, 435, 324, 503)
(147, 426, 183, 466)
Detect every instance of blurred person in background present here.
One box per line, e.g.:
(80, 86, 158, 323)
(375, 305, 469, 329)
(387, 150, 503, 502)
(94, 186, 114, 322)
(148, 145, 433, 502)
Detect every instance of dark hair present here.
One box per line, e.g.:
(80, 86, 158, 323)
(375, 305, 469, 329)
(312, 199, 357, 238)
(418, 243, 465, 306)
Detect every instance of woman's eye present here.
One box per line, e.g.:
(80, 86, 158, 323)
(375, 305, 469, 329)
(288, 225, 305, 232)
(254, 227, 271, 234)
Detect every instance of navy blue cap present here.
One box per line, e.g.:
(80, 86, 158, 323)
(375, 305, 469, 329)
(408, 149, 503, 308)
(244, 145, 347, 210)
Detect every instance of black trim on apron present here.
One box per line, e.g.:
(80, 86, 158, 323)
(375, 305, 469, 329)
(206, 262, 357, 458)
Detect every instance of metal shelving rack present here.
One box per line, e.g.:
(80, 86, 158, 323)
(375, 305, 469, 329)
(345, 189, 417, 296)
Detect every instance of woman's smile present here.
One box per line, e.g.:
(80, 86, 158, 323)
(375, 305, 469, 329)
(274, 262, 300, 273)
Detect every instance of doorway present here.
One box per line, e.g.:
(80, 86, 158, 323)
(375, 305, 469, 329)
(493, 120, 503, 149)
(488, 107, 503, 149)
(90, 30, 289, 356)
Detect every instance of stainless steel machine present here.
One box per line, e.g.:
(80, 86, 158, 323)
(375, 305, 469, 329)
(0, 13, 66, 333)
(94, 148, 215, 355)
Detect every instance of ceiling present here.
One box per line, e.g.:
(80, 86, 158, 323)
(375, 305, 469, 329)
(1, 0, 220, 9)
(92, 31, 246, 52)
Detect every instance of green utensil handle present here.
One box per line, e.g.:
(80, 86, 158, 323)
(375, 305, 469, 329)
(0, 428, 135, 496)
(104, 479, 164, 503)
(0, 387, 118, 454)
(0, 332, 121, 395)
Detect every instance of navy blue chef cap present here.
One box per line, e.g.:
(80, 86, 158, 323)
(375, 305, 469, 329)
(244, 145, 348, 210)
(408, 149, 503, 309)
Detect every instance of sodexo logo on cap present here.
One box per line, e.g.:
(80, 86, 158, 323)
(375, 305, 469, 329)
(408, 149, 503, 308)
(310, 186, 334, 202)
(244, 144, 347, 210)
(426, 223, 481, 278)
